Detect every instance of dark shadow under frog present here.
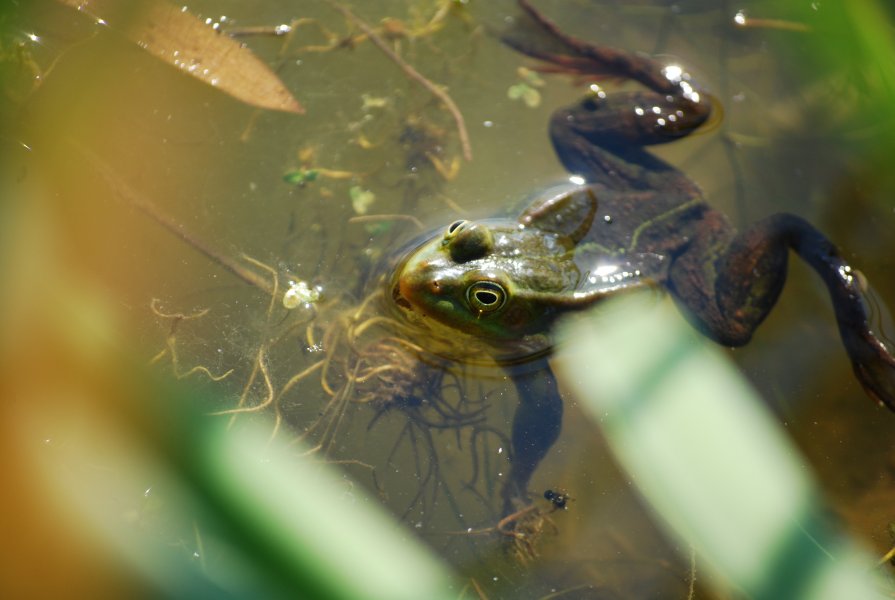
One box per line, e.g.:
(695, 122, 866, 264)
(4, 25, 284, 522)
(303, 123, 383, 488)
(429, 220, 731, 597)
(390, 0, 895, 514)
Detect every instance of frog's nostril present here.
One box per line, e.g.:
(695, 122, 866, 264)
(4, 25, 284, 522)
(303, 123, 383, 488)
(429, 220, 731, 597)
(430, 280, 441, 293)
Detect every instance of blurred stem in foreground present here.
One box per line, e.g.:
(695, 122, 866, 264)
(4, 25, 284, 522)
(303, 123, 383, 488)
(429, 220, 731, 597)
(554, 294, 889, 600)
(18, 351, 460, 599)
(1, 138, 457, 599)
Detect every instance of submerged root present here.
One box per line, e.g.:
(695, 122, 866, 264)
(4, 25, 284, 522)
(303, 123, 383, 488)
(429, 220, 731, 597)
(157, 263, 507, 525)
(452, 495, 566, 564)
(149, 298, 234, 381)
(279, 286, 503, 525)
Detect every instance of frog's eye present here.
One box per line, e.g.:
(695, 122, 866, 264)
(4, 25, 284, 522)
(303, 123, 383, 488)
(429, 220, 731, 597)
(449, 223, 493, 263)
(580, 93, 601, 111)
(444, 220, 467, 241)
(466, 281, 507, 314)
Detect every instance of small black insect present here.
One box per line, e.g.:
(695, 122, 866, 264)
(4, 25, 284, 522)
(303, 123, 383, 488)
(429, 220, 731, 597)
(543, 488, 570, 510)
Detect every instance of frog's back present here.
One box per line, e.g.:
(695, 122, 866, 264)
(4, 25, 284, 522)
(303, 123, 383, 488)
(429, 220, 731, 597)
(569, 184, 715, 289)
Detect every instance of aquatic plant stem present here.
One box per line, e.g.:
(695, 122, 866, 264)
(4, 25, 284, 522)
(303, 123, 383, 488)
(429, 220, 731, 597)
(326, 1, 473, 161)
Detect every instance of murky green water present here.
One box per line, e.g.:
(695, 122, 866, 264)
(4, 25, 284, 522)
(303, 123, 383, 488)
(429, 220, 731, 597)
(5, 0, 895, 597)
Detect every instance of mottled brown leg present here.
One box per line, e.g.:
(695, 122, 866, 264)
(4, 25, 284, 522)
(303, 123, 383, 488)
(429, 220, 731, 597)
(669, 212, 895, 410)
(506, 0, 712, 189)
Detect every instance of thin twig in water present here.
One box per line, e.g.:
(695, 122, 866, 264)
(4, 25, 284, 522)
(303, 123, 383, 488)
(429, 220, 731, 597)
(687, 543, 697, 600)
(327, 1, 472, 161)
(149, 299, 234, 381)
(878, 544, 895, 567)
(213, 347, 274, 415)
(72, 141, 276, 296)
(470, 578, 489, 600)
(348, 214, 426, 230)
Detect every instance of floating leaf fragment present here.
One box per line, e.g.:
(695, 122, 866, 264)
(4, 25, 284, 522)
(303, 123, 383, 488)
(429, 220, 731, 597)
(349, 185, 376, 215)
(363, 221, 393, 236)
(283, 280, 321, 309)
(507, 82, 541, 108)
(54, 0, 303, 114)
(517, 66, 545, 87)
(283, 168, 319, 186)
(508, 66, 544, 108)
(361, 93, 389, 111)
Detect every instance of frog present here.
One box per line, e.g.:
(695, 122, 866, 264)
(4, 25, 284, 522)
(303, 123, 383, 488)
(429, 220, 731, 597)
(390, 0, 895, 513)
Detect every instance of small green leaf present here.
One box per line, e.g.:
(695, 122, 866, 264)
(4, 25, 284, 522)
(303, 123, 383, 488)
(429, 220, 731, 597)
(361, 93, 389, 111)
(283, 168, 319, 186)
(508, 83, 541, 108)
(364, 221, 393, 236)
(507, 83, 526, 100)
(518, 66, 545, 87)
(350, 185, 376, 215)
(522, 87, 542, 108)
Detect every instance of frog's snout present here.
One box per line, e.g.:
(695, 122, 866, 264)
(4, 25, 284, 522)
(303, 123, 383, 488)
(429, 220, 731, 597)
(397, 268, 442, 313)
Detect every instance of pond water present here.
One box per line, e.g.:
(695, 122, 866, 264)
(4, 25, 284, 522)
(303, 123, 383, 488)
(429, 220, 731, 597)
(5, 0, 895, 597)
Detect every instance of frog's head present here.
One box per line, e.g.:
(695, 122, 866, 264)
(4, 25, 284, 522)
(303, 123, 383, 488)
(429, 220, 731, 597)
(393, 219, 533, 340)
(392, 186, 599, 343)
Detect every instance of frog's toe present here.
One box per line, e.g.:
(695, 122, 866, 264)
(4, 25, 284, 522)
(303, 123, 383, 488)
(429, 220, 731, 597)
(849, 331, 895, 412)
(853, 361, 895, 412)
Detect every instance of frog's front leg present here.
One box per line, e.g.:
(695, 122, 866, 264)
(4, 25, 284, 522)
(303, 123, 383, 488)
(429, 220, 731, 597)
(502, 358, 563, 516)
(669, 212, 895, 410)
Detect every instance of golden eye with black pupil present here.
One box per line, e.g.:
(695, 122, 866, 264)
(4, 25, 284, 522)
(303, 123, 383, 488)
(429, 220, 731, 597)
(466, 281, 506, 313)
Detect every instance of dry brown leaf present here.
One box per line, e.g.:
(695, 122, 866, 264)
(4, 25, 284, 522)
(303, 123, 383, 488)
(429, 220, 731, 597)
(56, 0, 304, 114)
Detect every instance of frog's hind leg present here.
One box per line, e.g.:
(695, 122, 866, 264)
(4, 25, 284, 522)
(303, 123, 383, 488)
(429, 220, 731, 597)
(506, 0, 712, 190)
(669, 212, 895, 411)
(548, 98, 706, 192)
(502, 359, 563, 516)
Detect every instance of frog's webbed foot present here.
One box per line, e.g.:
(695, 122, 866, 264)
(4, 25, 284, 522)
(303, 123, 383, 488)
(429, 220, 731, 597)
(505, 0, 677, 93)
(504, 1, 710, 104)
(789, 221, 895, 412)
(843, 325, 895, 411)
